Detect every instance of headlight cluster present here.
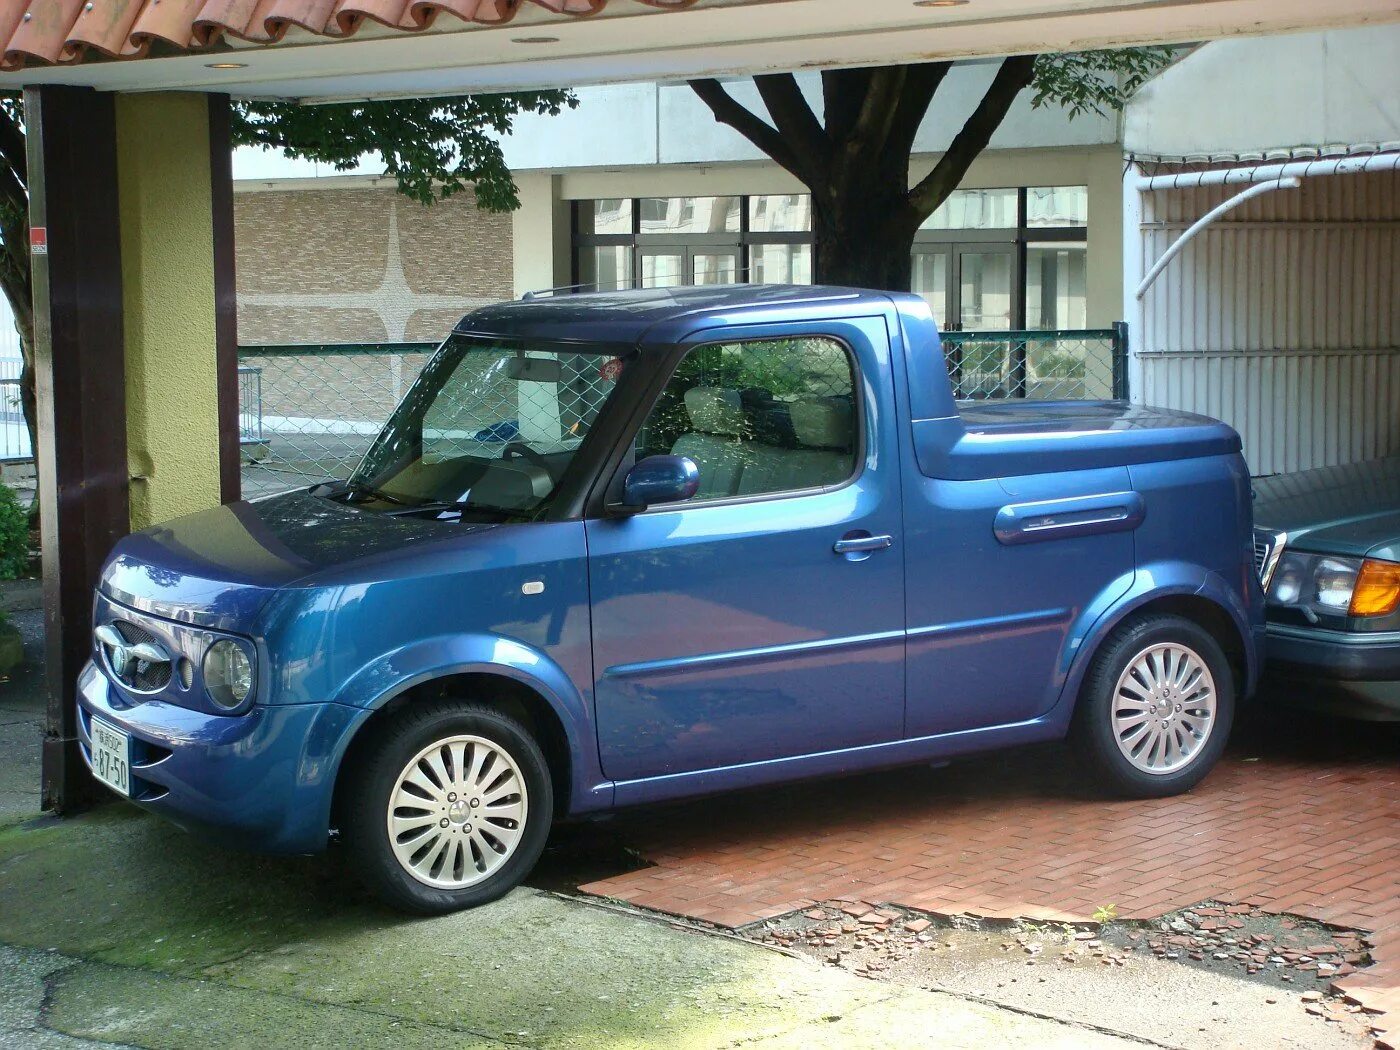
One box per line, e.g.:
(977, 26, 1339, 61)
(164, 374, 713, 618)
(1269, 553, 1400, 619)
(204, 639, 255, 710)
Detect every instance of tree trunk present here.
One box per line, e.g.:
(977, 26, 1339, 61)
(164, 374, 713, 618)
(812, 206, 917, 290)
(810, 163, 919, 291)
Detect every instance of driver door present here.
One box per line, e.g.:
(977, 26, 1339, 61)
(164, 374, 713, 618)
(585, 319, 906, 784)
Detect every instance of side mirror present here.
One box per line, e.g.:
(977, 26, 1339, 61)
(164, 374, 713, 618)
(618, 455, 700, 512)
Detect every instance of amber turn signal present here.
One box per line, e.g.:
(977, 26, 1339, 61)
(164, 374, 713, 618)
(1350, 558, 1400, 617)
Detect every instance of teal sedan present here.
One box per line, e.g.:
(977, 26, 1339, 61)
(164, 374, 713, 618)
(1253, 457, 1400, 720)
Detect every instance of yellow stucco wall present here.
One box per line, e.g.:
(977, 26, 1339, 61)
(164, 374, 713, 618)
(116, 93, 222, 531)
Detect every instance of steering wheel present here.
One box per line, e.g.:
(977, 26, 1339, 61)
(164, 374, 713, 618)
(501, 441, 554, 478)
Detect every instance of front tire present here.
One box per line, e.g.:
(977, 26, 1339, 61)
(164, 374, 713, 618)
(343, 701, 553, 914)
(1072, 613, 1234, 798)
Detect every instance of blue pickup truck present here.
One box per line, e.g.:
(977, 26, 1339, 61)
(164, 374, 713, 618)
(79, 286, 1264, 913)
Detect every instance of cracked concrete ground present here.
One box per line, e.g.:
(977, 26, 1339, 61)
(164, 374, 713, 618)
(0, 604, 44, 828)
(0, 816, 1148, 1050)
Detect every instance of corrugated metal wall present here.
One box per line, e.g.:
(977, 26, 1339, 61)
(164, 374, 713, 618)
(1136, 169, 1399, 474)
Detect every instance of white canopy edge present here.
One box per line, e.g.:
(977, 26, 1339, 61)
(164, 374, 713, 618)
(1133, 151, 1400, 191)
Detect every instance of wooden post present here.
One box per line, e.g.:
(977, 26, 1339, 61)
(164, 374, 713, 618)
(25, 86, 129, 814)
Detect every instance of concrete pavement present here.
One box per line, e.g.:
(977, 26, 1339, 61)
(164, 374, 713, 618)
(0, 808, 1151, 1050)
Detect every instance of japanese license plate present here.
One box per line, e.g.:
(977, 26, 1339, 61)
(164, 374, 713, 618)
(90, 716, 130, 797)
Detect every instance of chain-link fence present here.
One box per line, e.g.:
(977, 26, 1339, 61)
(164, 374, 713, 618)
(238, 326, 1129, 496)
(941, 325, 1128, 402)
(238, 343, 435, 498)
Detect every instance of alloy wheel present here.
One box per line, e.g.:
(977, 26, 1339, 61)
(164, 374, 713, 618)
(386, 734, 529, 889)
(1110, 642, 1218, 775)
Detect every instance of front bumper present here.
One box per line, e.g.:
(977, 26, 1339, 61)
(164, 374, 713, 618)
(1262, 623, 1400, 720)
(76, 661, 367, 853)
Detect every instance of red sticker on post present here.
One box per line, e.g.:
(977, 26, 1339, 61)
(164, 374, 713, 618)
(599, 358, 624, 382)
(29, 227, 47, 256)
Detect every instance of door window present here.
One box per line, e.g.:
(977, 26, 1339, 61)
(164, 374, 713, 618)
(636, 338, 858, 502)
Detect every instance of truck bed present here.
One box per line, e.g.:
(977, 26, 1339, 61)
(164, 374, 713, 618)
(915, 400, 1243, 480)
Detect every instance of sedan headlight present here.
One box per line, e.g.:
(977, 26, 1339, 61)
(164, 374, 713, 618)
(204, 639, 254, 710)
(1268, 553, 1400, 619)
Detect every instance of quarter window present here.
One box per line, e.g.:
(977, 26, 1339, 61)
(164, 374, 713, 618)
(636, 338, 858, 502)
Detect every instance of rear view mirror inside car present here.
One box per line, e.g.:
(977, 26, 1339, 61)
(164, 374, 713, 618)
(506, 357, 562, 383)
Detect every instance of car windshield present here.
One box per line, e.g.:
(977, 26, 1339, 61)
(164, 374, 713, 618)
(342, 334, 630, 521)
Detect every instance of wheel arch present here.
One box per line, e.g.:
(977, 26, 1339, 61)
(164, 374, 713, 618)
(330, 670, 578, 837)
(1053, 563, 1258, 729)
(325, 634, 611, 836)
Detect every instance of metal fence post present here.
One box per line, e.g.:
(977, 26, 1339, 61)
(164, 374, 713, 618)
(1111, 321, 1129, 400)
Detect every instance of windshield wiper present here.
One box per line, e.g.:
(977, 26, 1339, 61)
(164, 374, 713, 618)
(342, 482, 413, 506)
(386, 500, 529, 524)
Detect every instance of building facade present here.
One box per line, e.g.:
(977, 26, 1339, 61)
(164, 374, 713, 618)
(232, 63, 1125, 346)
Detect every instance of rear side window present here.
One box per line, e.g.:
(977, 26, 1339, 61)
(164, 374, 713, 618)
(636, 337, 858, 502)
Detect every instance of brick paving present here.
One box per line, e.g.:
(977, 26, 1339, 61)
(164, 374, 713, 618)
(580, 707, 1400, 1039)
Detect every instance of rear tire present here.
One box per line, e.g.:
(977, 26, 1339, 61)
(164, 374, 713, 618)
(1072, 613, 1234, 798)
(343, 700, 553, 914)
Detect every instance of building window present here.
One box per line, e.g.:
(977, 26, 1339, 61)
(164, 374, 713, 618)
(919, 188, 1018, 230)
(571, 187, 1088, 329)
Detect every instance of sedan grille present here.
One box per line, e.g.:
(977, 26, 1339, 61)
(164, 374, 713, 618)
(1252, 528, 1286, 590)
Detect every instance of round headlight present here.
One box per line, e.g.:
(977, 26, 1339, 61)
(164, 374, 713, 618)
(204, 639, 253, 709)
(1270, 554, 1306, 605)
(1314, 557, 1359, 611)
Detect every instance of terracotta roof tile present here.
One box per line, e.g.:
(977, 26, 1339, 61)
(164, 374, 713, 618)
(1, 0, 694, 70)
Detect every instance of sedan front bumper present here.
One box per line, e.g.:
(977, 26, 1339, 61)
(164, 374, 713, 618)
(76, 661, 367, 853)
(1263, 623, 1400, 720)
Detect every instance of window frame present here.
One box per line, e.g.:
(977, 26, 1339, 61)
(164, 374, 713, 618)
(571, 189, 1089, 329)
(591, 333, 868, 518)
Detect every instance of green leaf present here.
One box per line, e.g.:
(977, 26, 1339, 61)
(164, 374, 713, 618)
(1030, 48, 1175, 120)
(229, 91, 578, 211)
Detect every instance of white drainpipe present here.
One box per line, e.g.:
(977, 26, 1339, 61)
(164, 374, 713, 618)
(1134, 177, 1302, 300)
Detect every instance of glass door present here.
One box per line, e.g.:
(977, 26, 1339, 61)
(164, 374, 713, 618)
(639, 247, 685, 288)
(639, 247, 739, 288)
(955, 245, 1016, 331)
(690, 249, 740, 286)
(911, 250, 950, 330)
(952, 245, 1017, 398)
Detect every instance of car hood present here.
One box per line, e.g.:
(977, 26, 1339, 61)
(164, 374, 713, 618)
(100, 489, 492, 631)
(1253, 458, 1400, 562)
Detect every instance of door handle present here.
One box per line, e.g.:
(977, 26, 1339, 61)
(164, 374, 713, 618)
(833, 534, 893, 555)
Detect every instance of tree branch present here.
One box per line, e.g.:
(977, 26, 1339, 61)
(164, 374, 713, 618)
(688, 78, 804, 181)
(0, 104, 27, 185)
(752, 72, 828, 176)
(884, 61, 952, 165)
(844, 66, 907, 159)
(907, 54, 1037, 219)
(821, 68, 871, 145)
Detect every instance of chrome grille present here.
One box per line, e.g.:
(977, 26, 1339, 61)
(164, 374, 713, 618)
(97, 619, 173, 694)
(1252, 528, 1287, 590)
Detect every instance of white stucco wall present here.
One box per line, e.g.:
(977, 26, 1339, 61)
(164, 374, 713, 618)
(1125, 25, 1400, 159)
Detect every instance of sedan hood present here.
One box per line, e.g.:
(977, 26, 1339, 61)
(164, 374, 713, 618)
(1253, 458, 1400, 562)
(101, 489, 487, 630)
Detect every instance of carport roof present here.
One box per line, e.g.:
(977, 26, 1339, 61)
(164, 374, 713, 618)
(0, 0, 692, 71)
